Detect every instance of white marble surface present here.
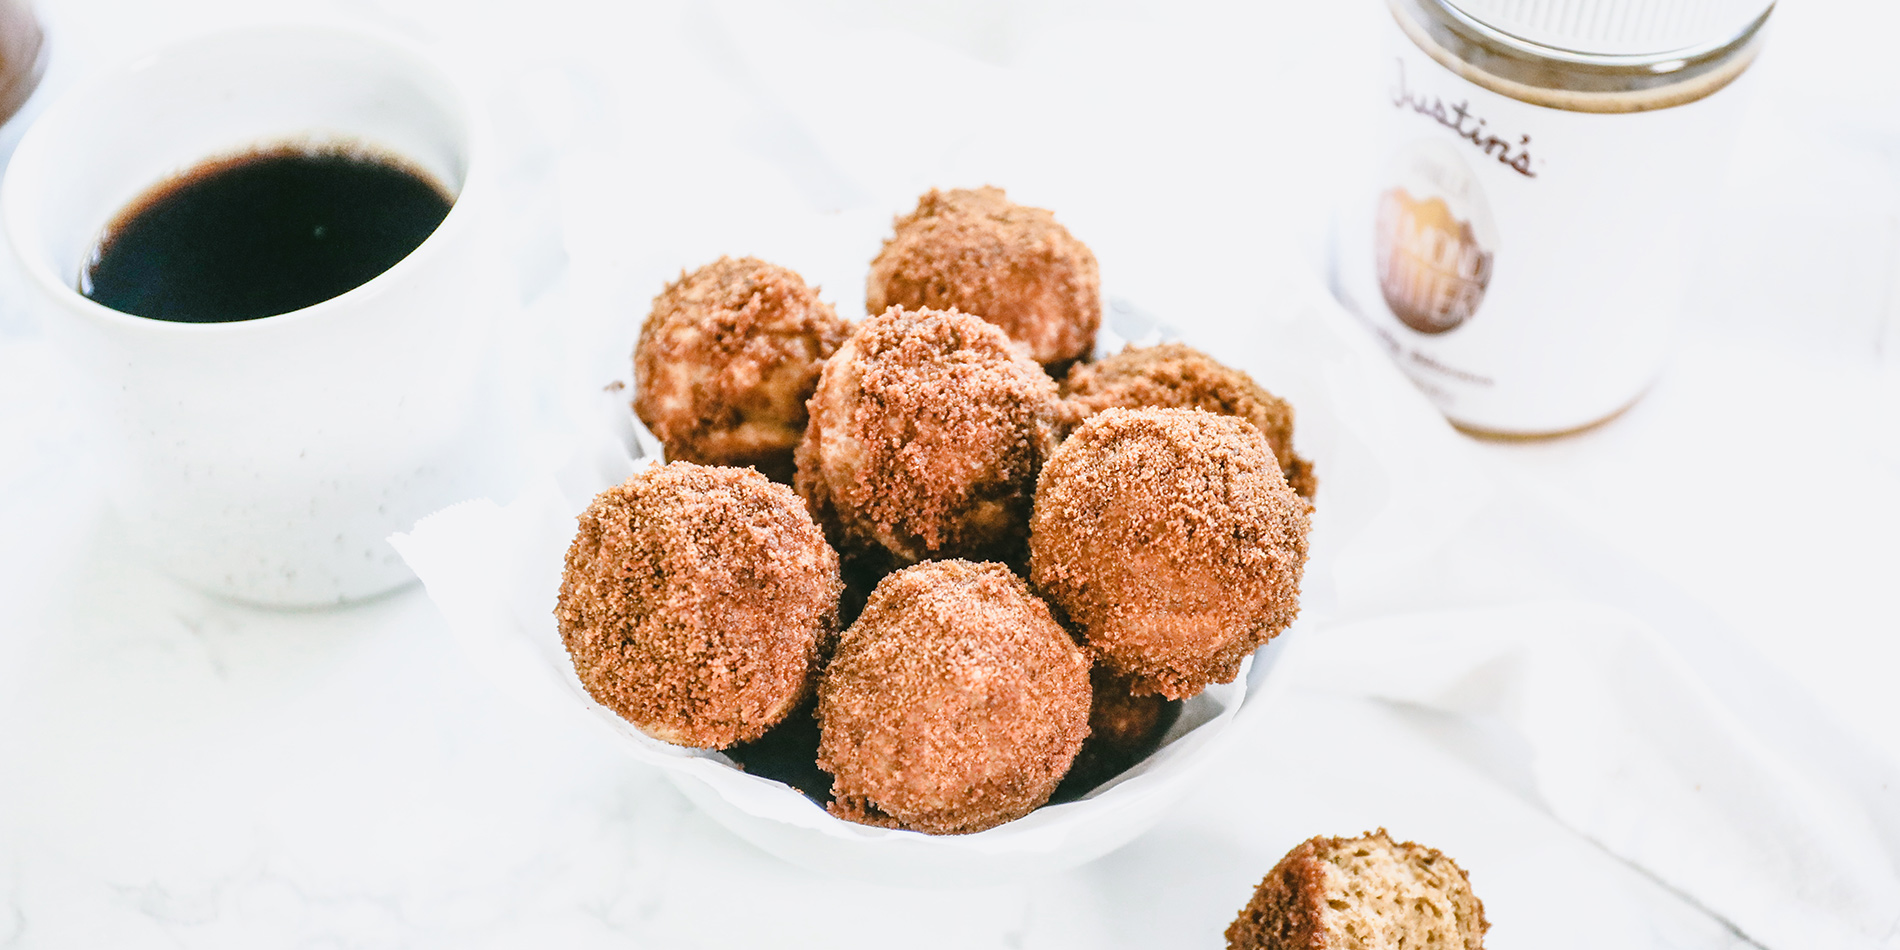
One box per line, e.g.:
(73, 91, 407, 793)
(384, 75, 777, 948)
(2, 0, 1897, 947)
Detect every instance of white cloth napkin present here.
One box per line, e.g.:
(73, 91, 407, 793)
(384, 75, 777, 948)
(1279, 601, 1900, 950)
(1247, 265, 1900, 950)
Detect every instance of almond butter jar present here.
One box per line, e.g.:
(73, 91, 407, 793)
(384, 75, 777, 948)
(1334, 0, 1773, 436)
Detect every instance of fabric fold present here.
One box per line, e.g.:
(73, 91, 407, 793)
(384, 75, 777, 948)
(1282, 601, 1900, 950)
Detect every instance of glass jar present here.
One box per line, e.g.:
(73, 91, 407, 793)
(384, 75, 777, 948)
(0, 0, 42, 128)
(1334, 0, 1773, 436)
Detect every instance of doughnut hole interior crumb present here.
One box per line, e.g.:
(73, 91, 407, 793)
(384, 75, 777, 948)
(1226, 829, 1488, 950)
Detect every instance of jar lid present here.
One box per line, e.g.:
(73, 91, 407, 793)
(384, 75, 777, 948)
(1439, 0, 1774, 57)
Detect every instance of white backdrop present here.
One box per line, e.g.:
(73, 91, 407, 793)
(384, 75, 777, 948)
(2, 1, 1897, 947)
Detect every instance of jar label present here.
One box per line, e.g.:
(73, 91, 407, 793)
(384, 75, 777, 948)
(1335, 11, 1750, 434)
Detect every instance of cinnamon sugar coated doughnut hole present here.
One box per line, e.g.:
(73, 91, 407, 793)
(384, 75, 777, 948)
(816, 560, 1092, 835)
(1064, 343, 1318, 500)
(866, 187, 1100, 371)
(555, 462, 842, 750)
(1227, 830, 1487, 950)
(794, 306, 1063, 570)
(1029, 407, 1310, 700)
(634, 257, 850, 483)
(1053, 665, 1180, 800)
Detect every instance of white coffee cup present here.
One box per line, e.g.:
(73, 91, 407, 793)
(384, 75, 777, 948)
(2, 24, 518, 606)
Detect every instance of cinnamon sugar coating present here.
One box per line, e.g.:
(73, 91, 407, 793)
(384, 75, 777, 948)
(1057, 665, 1176, 797)
(1064, 343, 1317, 500)
(1029, 408, 1310, 699)
(795, 306, 1063, 569)
(555, 462, 842, 750)
(634, 257, 850, 483)
(816, 560, 1092, 835)
(866, 187, 1100, 371)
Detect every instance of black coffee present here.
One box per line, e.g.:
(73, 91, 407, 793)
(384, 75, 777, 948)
(83, 147, 453, 323)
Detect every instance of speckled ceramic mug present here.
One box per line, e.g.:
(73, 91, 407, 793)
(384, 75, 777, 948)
(2, 24, 516, 606)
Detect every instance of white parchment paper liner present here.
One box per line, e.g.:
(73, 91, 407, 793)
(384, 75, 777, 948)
(390, 301, 1305, 884)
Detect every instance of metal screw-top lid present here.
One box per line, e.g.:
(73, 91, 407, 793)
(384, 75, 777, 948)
(1440, 0, 1774, 57)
